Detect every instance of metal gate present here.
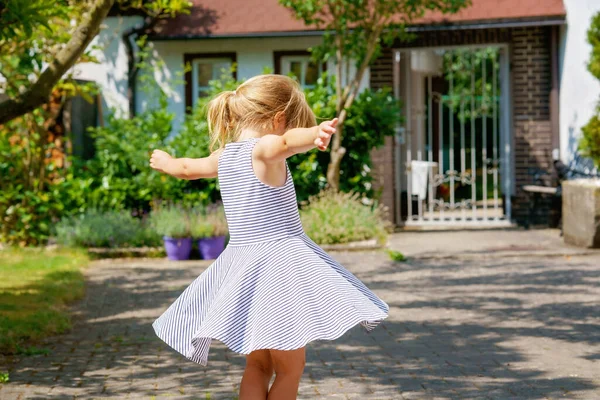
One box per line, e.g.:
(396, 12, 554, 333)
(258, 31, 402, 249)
(394, 46, 513, 227)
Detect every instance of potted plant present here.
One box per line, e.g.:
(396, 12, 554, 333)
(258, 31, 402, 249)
(150, 206, 193, 260)
(195, 206, 228, 260)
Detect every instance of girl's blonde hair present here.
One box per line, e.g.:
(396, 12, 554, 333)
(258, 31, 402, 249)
(206, 74, 316, 150)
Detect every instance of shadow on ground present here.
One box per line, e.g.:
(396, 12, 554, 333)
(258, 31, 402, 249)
(1, 252, 599, 399)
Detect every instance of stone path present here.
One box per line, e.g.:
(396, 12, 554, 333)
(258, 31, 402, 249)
(1, 249, 599, 399)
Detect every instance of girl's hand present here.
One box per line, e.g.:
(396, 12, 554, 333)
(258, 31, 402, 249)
(149, 149, 173, 173)
(314, 118, 338, 151)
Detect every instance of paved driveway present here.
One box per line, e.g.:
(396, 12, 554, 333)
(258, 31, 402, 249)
(1, 250, 599, 399)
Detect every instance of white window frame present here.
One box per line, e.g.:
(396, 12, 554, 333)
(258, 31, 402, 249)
(280, 55, 322, 89)
(191, 58, 233, 106)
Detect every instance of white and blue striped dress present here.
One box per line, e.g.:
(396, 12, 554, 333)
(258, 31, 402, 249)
(152, 138, 389, 365)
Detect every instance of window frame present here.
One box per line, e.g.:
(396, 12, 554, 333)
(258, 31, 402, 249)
(184, 52, 237, 112)
(273, 50, 326, 89)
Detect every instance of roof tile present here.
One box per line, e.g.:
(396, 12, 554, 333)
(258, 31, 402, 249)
(153, 0, 565, 38)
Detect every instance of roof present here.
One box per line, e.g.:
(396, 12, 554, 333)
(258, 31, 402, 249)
(152, 0, 566, 39)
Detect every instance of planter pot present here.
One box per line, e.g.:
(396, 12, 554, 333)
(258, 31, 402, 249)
(198, 236, 226, 260)
(562, 179, 600, 248)
(163, 237, 193, 260)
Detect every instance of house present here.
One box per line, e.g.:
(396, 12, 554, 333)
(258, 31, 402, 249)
(74, 0, 600, 227)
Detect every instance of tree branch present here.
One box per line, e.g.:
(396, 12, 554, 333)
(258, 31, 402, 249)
(0, 0, 115, 125)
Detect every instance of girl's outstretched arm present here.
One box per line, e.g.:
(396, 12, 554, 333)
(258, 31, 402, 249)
(254, 118, 338, 164)
(149, 149, 222, 179)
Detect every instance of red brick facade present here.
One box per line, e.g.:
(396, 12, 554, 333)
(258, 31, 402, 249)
(370, 26, 556, 225)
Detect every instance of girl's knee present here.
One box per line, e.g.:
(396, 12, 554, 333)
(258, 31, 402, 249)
(246, 350, 274, 376)
(270, 348, 305, 377)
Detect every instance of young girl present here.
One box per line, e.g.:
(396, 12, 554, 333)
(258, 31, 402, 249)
(149, 74, 389, 400)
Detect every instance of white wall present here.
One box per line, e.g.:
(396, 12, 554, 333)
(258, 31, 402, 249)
(75, 17, 371, 134)
(151, 37, 370, 133)
(73, 16, 143, 119)
(559, 0, 600, 164)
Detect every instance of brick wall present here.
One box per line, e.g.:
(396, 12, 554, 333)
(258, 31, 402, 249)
(370, 26, 555, 225)
(511, 27, 553, 223)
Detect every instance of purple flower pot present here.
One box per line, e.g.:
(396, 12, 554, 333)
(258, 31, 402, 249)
(163, 237, 193, 261)
(198, 236, 226, 260)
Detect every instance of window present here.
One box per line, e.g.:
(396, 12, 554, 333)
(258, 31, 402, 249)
(184, 53, 236, 111)
(275, 52, 324, 89)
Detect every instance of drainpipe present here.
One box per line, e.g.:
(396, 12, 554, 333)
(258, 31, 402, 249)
(122, 14, 161, 117)
(550, 25, 560, 162)
(393, 50, 403, 226)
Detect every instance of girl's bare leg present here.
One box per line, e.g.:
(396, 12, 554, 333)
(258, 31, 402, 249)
(267, 347, 306, 400)
(240, 349, 274, 400)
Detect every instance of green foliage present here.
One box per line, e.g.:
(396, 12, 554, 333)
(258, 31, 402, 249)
(0, 110, 69, 246)
(443, 47, 500, 120)
(0, 248, 88, 354)
(0, 372, 8, 383)
(588, 12, 600, 81)
(280, 0, 470, 69)
(580, 112, 600, 169)
(290, 74, 401, 201)
(582, 12, 600, 169)
(63, 91, 220, 215)
(149, 205, 192, 238)
(190, 206, 228, 238)
(16, 345, 51, 356)
(0, 0, 61, 41)
(0, 0, 192, 245)
(387, 249, 406, 262)
(300, 190, 390, 245)
(55, 209, 161, 248)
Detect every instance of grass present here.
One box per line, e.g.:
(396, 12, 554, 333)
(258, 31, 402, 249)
(387, 249, 407, 262)
(0, 247, 88, 354)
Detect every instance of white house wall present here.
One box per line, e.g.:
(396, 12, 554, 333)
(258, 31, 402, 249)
(559, 0, 600, 164)
(75, 17, 371, 134)
(73, 16, 143, 119)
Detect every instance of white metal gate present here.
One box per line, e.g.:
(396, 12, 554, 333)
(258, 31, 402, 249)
(394, 46, 513, 226)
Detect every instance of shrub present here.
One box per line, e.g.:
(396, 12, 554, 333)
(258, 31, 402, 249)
(190, 205, 228, 238)
(55, 209, 160, 248)
(0, 108, 70, 246)
(300, 190, 390, 245)
(582, 13, 600, 169)
(581, 111, 600, 169)
(149, 206, 191, 239)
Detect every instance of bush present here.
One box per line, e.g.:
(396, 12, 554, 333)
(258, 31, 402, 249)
(0, 108, 70, 246)
(55, 209, 160, 248)
(582, 13, 600, 169)
(190, 206, 228, 238)
(581, 110, 600, 169)
(300, 190, 390, 245)
(149, 205, 192, 239)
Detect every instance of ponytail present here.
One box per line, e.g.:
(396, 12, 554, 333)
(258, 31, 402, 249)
(207, 90, 236, 151)
(205, 75, 316, 151)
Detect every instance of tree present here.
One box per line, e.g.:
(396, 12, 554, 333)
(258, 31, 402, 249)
(0, 0, 116, 125)
(581, 12, 600, 169)
(0, 0, 191, 125)
(280, 0, 470, 189)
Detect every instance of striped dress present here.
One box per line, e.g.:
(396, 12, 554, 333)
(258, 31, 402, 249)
(152, 138, 389, 366)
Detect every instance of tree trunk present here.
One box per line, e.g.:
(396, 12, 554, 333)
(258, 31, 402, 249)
(327, 36, 346, 190)
(0, 0, 115, 125)
(325, 23, 383, 191)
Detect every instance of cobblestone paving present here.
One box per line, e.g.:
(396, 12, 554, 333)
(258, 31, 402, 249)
(1, 252, 599, 399)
